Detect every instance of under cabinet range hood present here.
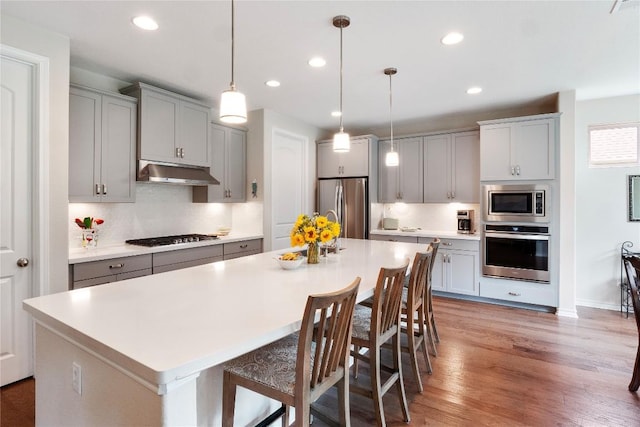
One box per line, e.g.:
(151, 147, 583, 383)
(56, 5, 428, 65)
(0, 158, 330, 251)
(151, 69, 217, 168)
(138, 160, 220, 185)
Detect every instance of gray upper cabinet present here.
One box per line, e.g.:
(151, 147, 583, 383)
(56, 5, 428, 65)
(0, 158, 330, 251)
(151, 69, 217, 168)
(193, 123, 246, 203)
(479, 114, 558, 181)
(69, 84, 137, 203)
(317, 137, 370, 178)
(378, 136, 423, 203)
(121, 82, 210, 167)
(424, 130, 479, 203)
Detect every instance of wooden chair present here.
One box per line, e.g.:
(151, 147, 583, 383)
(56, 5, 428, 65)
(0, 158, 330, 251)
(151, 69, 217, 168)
(350, 260, 411, 426)
(222, 277, 361, 427)
(400, 248, 434, 392)
(425, 238, 441, 356)
(623, 256, 640, 392)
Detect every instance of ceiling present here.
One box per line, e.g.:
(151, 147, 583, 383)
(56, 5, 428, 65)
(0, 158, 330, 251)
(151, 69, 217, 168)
(2, 1, 639, 136)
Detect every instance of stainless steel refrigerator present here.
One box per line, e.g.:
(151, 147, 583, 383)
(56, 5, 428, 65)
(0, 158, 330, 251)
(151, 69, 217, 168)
(318, 178, 368, 239)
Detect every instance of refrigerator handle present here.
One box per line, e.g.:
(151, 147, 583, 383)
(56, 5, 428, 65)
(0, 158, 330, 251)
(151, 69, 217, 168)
(337, 181, 344, 237)
(357, 178, 366, 238)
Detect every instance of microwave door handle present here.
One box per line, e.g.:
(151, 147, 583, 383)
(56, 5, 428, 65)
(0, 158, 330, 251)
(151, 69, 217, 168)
(485, 232, 549, 241)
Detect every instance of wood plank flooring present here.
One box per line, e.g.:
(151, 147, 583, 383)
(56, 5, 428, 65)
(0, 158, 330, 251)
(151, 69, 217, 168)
(1, 297, 638, 426)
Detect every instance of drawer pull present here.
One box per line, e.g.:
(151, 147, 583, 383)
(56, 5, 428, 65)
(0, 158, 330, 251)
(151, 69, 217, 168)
(240, 244, 248, 249)
(508, 291, 521, 297)
(442, 242, 453, 246)
(109, 263, 124, 269)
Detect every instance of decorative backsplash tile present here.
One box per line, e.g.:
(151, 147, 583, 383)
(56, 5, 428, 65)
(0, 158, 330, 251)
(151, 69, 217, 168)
(68, 184, 263, 247)
(371, 202, 480, 232)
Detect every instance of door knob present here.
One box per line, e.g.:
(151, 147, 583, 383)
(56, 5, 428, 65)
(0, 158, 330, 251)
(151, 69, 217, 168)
(17, 258, 29, 267)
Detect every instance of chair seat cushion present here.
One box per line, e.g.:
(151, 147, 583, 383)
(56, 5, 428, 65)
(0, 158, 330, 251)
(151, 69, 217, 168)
(351, 304, 373, 341)
(224, 332, 313, 397)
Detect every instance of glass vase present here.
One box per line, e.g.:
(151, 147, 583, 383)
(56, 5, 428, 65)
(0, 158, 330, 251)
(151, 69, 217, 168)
(307, 242, 319, 264)
(82, 229, 99, 248)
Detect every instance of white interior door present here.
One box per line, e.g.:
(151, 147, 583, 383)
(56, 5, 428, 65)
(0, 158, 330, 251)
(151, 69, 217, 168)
(1, 53, 35, 386)
(271, 129, 307, 250)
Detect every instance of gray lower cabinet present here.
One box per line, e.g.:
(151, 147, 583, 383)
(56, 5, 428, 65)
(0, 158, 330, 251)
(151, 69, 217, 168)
(70, 254, 152, 289)
(223, 239, 262, 260)
(69, 84, 137, 202)
(153, 245, 224, 274)
(420, 237, 479, 296)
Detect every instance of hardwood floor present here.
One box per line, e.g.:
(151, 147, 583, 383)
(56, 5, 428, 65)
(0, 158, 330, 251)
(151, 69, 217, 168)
(1, 297, 638, 426)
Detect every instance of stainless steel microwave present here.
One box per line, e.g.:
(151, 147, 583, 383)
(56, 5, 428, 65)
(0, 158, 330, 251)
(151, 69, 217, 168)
(483, 184, 548, 223)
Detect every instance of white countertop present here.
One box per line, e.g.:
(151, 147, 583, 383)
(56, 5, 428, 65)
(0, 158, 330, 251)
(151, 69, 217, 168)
(370, 228, 480, 241)
(68, 233, 264, 264)
(25, 238, 424, 391)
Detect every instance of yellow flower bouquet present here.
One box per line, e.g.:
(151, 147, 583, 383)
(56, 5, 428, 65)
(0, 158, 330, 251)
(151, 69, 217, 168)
(290, 213, 340, 264)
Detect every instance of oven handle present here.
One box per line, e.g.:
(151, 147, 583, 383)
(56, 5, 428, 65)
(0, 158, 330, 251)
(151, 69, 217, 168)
(485, 232, 549, 241)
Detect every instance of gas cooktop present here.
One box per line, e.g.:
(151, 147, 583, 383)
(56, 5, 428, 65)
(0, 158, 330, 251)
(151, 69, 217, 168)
(125, 234, 219, 247)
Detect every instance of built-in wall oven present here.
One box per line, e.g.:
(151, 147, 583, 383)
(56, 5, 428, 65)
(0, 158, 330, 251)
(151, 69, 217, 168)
(483, 224, 550, 283)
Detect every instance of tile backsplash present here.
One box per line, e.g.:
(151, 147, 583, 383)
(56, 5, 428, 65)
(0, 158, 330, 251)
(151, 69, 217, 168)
(371, 202, 481, 233)
(68, 184, 263, 247)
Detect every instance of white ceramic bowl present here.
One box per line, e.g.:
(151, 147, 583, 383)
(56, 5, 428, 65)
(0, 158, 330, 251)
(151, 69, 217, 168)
(277, 256, 305, 270)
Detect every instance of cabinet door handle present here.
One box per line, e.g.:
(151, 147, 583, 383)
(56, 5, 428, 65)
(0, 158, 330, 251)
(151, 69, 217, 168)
(511, 166, 516, 175)
(102, 184, 107, 195)
(109, 263, 124, 269)
(176, 147, 181, 158)
(240, 244, 248, 249)
(515, 165, 521, 176)
(451, 191, 455, 199)
(95, 183, 101, 195)
(508, 291, 521, 296)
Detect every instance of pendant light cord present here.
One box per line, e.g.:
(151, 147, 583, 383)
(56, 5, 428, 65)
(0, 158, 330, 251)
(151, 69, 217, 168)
(389, 72, 394, 151)
(230, 0, 236, 89)
(339, 24, 344, 132)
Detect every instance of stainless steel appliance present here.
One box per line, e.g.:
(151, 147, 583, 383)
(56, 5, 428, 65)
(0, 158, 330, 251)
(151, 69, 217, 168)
(126, 234, 218, 247)
(457, 210, 474, 234)
(483, 224, 550, 282)
(484, 184, 548, 223)
(318, 177, 368, 239)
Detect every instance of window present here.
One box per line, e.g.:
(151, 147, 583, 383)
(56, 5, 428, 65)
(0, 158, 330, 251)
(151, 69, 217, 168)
(589, 123, 639, 167)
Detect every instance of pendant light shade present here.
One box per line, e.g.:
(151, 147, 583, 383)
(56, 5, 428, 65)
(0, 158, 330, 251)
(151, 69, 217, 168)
(220, 87, 247, 124)
(220, 0, 247, 124)
(333, 15, 350, 152)
(384, 67, 399, 167)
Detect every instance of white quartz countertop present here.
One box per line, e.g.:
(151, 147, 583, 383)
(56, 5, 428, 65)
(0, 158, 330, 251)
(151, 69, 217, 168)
(68, 233, 264, 264)
(370, 229, 480, 241)
(25, 238, 424, 392)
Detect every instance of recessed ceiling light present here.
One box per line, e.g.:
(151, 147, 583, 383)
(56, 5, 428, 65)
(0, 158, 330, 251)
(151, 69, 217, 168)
(132, 16, 159, 31)
(265, 80, 280, 87)
(331, 111, 342, 117)
(441, 32, 464, 45)
(467, 87, 482, 95)
(308, 57, 326, 68)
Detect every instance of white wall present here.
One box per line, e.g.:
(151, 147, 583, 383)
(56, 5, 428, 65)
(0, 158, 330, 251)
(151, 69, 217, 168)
(575, 94, 640, 310)
(1, 15, 70, 295)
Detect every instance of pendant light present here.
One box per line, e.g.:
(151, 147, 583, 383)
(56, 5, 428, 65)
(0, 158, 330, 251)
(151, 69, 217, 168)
(219, 0, 247, 124)
(333, 15, 350, 152)
(384, 68, 399, 167)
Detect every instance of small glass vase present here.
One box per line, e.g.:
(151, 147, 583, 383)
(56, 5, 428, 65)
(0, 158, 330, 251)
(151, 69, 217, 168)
(307, 242, 319, 264)
(81, 229, 99, 249)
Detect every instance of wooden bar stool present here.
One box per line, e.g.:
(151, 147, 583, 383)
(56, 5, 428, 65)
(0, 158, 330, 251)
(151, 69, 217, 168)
(400, 248, 434, 392)
(350, 260, 411, 426)
(425, 238, 441, 355)
(222, 277, 361, 427)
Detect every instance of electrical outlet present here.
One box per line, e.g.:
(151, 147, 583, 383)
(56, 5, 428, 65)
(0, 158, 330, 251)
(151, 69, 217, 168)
(72, 362, 82, 395)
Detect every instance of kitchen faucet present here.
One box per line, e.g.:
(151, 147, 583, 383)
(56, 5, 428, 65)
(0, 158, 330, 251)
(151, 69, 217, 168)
(324, 210, 340, 254)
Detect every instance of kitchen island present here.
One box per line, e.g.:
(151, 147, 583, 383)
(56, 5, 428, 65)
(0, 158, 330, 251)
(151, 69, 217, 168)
(23, 238, 424, 426)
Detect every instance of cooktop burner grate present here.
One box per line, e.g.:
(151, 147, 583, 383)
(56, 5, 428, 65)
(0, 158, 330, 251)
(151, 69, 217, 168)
(125, 234, 219, 247)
